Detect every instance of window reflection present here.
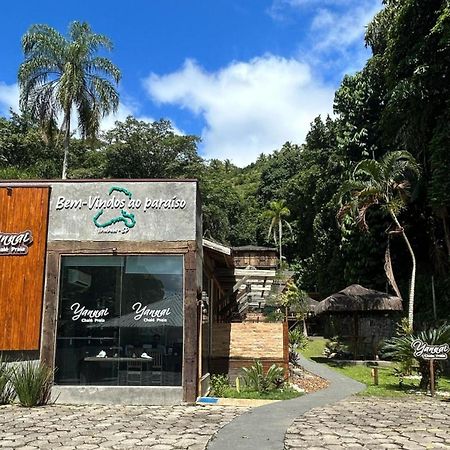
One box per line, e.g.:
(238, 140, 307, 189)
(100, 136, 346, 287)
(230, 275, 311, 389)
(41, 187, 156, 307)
(55, 255, 183, 386)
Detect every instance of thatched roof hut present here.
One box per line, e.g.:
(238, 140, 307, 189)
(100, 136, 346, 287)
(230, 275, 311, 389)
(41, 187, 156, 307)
(315, 284, 403, 315)
(315, 284, 403, 358)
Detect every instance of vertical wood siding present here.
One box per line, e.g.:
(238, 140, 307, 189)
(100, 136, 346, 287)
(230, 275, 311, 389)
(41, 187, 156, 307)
(0, 187, 49, 350)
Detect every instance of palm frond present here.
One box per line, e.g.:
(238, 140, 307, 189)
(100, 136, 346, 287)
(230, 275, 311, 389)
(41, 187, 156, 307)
(354, 158, 383, 181)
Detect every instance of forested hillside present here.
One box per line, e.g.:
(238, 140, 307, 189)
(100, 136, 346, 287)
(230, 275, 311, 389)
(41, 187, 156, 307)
(1, 0, 449, 323)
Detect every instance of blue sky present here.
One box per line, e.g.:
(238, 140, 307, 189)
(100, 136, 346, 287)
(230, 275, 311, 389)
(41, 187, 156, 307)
(0, 0, 382, 166)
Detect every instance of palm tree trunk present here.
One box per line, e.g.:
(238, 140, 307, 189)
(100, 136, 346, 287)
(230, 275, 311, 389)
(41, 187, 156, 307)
(279, 220, 283, 265)
(390, 211, 416, 329)
(61, 110, 71, 179)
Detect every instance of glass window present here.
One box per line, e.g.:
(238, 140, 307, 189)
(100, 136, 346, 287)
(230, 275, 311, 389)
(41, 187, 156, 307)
(55, 255, 183, 386)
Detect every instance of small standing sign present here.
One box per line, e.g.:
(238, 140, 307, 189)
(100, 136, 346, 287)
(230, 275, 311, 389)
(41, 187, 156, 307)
(411, 339, 449, 397)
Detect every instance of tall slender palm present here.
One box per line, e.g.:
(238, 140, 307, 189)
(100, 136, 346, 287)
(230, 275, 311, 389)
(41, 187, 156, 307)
(338, 151, 420, 329)
(18, 21, 121, 178)
(265, 200, 293, 264)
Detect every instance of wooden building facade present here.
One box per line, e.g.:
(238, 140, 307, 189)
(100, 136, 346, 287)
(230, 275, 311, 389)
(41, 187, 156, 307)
(0, 180, 203, 404)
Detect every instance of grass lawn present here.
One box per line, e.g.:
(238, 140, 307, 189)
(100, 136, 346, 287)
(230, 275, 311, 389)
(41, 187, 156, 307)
(301, 337, 329, 359)
(300, 337, 450, 397)
(220, 386, 303, 400)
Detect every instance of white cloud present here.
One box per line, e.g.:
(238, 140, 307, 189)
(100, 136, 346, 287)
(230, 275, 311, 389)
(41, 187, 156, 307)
(268, 0, 354, 21)
(269, 0, 382, 80)
(145, 56, 334, 166)
(310, 3, 381, 53)
(0, 82, 19, 116)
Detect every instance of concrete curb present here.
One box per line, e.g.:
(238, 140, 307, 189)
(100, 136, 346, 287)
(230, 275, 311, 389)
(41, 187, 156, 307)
(206, 354, 366, 450)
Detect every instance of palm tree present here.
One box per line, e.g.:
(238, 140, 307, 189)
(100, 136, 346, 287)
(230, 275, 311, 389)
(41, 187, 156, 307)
(265, 200, 292, 264)
(18, 22, 121, 179)
(338, 150, 420, 329)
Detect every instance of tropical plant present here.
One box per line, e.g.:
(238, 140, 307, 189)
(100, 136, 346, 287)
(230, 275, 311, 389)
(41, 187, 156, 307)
(0, 357, 16, 405)
(264, 200, 293, 264)
(279, 281, 310, 335)
(241, 360, 285, 393)
(289, 326, 308, 351)
(10, 361, 54, 407)
(289, 326, 308, 366)
(383, 323, 450, 390)
(18, 21, 121, 178)
(323, 337, 352, 359)
(338, 151, 420, 328)
(209, 374, 230, 397)
(387, 318, 415, 376)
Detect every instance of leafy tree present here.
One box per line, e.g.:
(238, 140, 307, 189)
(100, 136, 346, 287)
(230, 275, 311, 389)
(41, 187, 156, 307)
(0, 112, 61, 178)
(338, 151, 420, 328)
(258, 142, 302, 205)
(366, 0, 450, 267)
(18, 21, 121, 178)
(278, 280, 309, 335)
(103, 117, 202, 179)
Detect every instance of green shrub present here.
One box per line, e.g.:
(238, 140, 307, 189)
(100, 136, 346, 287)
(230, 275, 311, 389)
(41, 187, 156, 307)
(264, 309, 285, 322)
(210, 374, 230, 397)
(0, 357, 16, 405)
(289, 327, 308, 350)
(10, 361, 54, 407)
(381, 318, 415, 375)
(323, 336, 351, 358)
(383, 323, 450, 389)
(242, 360, 285, 393)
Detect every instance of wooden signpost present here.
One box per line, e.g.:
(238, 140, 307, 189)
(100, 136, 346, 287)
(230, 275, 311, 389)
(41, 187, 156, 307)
(429, 359, 435, 397)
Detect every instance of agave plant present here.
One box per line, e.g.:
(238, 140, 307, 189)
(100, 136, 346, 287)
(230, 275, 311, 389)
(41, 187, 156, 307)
(242, 360, 285, 393)
(0, 357, 16, 405)
(383, 323, 450, 389)
(10, 361, 54, 407)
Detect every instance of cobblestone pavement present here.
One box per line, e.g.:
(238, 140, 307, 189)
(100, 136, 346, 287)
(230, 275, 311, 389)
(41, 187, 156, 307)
(0, 404, 248, 449)
(285, 397, 450, 449)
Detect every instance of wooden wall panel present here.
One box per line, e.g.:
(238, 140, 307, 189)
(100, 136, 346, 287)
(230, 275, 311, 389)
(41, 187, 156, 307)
(0, 187, 49, 350)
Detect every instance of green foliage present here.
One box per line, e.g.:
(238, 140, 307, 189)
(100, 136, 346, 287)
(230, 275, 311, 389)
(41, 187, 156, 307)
(209, 374, 230, 397)
(277, 281, 308, 318)
(103, 117, 202, 179)
(263, 309, 285, 323)
(241, 360, 285, 394)
(383, 323, 450, 389)
(289, 327, 308, 351)
(323, 337, 351, 359)
(289, 326, 308, 366)
(19, 21, 121, 178)
(0, 113, 62, 178)
(10, 361, 54, 407)
(338, 150, 420, 328)
(0, 358, 16, 405)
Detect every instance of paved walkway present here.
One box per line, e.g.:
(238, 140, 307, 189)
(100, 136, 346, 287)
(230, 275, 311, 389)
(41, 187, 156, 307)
(0, 404, 248, 449)
(285, 397, 450, 449)
(206, 355, 365, 450)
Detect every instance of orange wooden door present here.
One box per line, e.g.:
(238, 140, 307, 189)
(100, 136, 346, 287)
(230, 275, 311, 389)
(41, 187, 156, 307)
(0, 186, 50, 350)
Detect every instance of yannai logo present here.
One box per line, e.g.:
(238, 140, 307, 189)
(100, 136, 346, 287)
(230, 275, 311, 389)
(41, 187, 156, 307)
(70, 302, 109, 323)
(411, 339, 449, 360)
(0, 230, 33, 256)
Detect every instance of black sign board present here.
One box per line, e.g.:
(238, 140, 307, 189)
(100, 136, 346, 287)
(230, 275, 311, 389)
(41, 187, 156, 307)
(0, 230, 33, 256)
